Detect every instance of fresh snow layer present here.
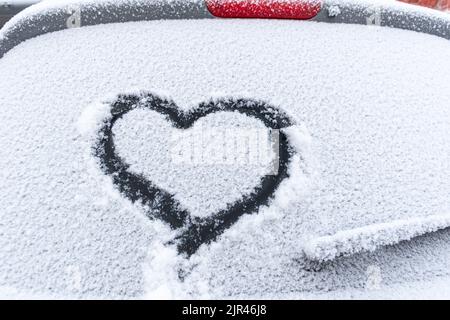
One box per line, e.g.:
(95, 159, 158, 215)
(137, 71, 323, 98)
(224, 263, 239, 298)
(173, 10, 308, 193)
(303, 214, 450, 261)
(0, 18, 449, 299)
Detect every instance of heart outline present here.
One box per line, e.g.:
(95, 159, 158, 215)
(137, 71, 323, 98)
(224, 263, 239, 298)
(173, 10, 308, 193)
(94, 93, 294, 256)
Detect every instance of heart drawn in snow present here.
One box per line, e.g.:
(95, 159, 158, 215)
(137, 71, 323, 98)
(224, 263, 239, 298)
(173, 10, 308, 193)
(94, 93, 294, 256)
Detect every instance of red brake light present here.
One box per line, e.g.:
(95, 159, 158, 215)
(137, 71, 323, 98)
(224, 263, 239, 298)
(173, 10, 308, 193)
(205, 0, 323, 20)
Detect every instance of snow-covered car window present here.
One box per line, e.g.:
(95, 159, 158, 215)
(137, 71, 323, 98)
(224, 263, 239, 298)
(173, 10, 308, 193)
(0, 0, 449, 300)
